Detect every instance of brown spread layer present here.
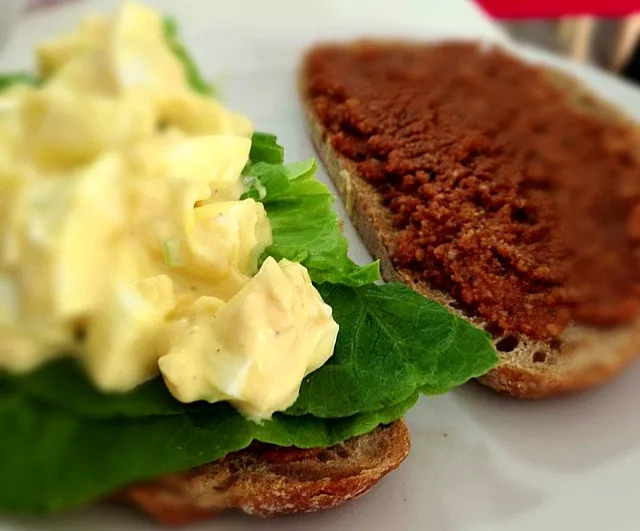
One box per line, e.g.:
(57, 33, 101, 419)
(304, 42, 640, 341)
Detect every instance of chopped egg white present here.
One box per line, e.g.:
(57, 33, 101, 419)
(159, 258, 339, 420)
(84, 274, 177, 392)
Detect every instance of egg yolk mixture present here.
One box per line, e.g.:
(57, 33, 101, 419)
(0, 2, 338, 420)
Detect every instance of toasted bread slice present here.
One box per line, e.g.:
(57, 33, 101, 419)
(121, 420, 410, 525)
(299, 45, 640, 398)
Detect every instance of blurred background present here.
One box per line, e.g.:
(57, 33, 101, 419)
(7, 0, 640, 82)
(476, 0, 640, 81)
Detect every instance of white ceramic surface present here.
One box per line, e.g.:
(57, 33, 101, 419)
(1, 3, 640, 531)
(0, 0, 507, 70)
(0, 0, 26, 52)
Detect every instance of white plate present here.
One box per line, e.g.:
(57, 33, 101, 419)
(3, 14, 640, 531)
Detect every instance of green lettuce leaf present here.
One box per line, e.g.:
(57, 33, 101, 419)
(243, 159, 315, 202)
(289, 282, 497, 417)
(0, 72, 39, 90)
(244, 155, 380, 286)
(249, 131, 285, 164)
(0, 384, 416, 513)
(163, 17, 215, 96)
(0, 359, 186, 419)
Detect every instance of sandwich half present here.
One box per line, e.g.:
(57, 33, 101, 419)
(300, 41, 640, 398)
(0, 6, 498, 525)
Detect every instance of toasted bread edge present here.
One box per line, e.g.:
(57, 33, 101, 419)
(121, 419, 410, 525)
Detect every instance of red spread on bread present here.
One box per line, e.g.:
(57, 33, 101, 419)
(304, 42, 640, 340)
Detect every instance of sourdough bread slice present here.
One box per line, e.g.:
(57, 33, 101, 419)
(300, 51, 640, 398)
(121, 420, 410, 525)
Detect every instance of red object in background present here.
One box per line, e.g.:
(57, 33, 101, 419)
(476, 0, 640, 18)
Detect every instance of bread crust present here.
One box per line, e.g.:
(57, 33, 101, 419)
(121, 420, 410, 525)
(299, 46, 640, 398)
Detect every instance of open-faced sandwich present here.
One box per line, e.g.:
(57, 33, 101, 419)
(0, 4, 498, 525)
(300, 40, 640, 398)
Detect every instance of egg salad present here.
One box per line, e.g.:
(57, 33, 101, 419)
(0, 1, 338, 420)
